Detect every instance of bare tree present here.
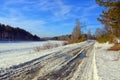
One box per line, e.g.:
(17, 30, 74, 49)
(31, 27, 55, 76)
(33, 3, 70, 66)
(71, 19, 82, 40)
(87, 30, 92, 39)
(95, 28, 105, 38)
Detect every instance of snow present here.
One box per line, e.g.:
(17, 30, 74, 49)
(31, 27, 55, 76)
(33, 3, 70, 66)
(0, 40, 89, 69)
(1, 40, 119, 80)
(0, 40, 65, 69)
(95, 42, 120, 80)
(70, 42, 120, 80)
(0, 40, 94, 80)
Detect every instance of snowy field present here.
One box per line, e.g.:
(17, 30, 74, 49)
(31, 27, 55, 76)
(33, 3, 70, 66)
(0, 41, 119, 80)
(0, 40, 65, 69)
(0, 40, 94, 80)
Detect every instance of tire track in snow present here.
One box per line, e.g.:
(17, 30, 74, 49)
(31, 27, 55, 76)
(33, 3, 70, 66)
(93, 43, 99, 80)
(0, 41, 95, 80)
(36, 43, 94, 80)
(93, 43, 101, 80)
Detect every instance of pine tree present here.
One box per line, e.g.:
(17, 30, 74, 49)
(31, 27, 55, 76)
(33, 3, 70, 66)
(96, 0, 120, 38)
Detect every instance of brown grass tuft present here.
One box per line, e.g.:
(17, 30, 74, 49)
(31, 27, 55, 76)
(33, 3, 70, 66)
(108, 43, 120, 51)
(34, 47, 42, 52)
(34, 42, 61, 52)
(43, 42, 52, 49)
(62, 42, 68, 46)
(68, 37, 87, 44)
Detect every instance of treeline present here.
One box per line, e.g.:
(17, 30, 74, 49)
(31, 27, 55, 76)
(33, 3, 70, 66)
(52, 19, 95, 44)
(52, 35, 71, 40)
(96, 0, 120, 43)
(0, 23, 40, 41)
(69, 19, 95, 43)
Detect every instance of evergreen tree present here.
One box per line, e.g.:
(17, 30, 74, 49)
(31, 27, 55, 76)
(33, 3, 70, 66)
(0, 23, 40, 41)
(96, 0, 120, 38)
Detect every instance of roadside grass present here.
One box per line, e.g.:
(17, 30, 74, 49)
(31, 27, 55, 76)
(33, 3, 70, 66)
(68, 37, 87, 44)
(97, 34, 115, 43)
(62, 42, 68, 45)
(34, 47, 42, 52)
(108, 43, 120, 51)
(34, 42, 68, 52)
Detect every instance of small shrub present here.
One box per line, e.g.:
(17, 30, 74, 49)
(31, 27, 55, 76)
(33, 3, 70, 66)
(54, 43, 59, 47)
(97, 34, 115, 43)
(68, 37, 87, 44)
(62, 42, 68, 46)
(43, 42, 52, 49)
(34, 42, 61, 52)
(34, 47, 42, 52)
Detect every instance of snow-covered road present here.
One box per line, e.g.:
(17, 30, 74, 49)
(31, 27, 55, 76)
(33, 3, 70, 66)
(0, 41, 95, 80)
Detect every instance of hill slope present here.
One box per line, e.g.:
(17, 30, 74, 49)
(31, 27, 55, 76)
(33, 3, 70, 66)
(0, 23, 40, 41)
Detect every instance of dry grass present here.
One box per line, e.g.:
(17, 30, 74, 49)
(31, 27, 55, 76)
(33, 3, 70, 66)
(54, 43, 59, 47)
(68, 37, 87, 44)
(43, 42, 52, 49)
(34, 42, 69, 52)
(62, 42, 68, 46)
(34, 47, 42, 52)
(34, 42, 61, 52)
(108, 43, 120, 51)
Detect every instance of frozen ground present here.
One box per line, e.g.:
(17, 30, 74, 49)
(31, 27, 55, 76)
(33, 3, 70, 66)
(0, 40, 65, 68)
(0, 40, 95, 80)
(95, 42, 120, 80)
(0, 41, 120, 80)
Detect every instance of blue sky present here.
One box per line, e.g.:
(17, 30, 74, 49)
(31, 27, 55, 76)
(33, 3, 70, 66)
(0, 0, 103, 37)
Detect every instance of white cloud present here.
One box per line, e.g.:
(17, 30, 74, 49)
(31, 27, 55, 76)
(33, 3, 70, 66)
(1, 0, 72, 21)
(33, 0, 72, 20)
(53, 0, 71, 17)
(79, 4, 99, 22)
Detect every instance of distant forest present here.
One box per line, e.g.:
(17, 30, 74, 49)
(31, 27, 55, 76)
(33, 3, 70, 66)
(0, 23, 40, 41)
(52, 35, 72, 40)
